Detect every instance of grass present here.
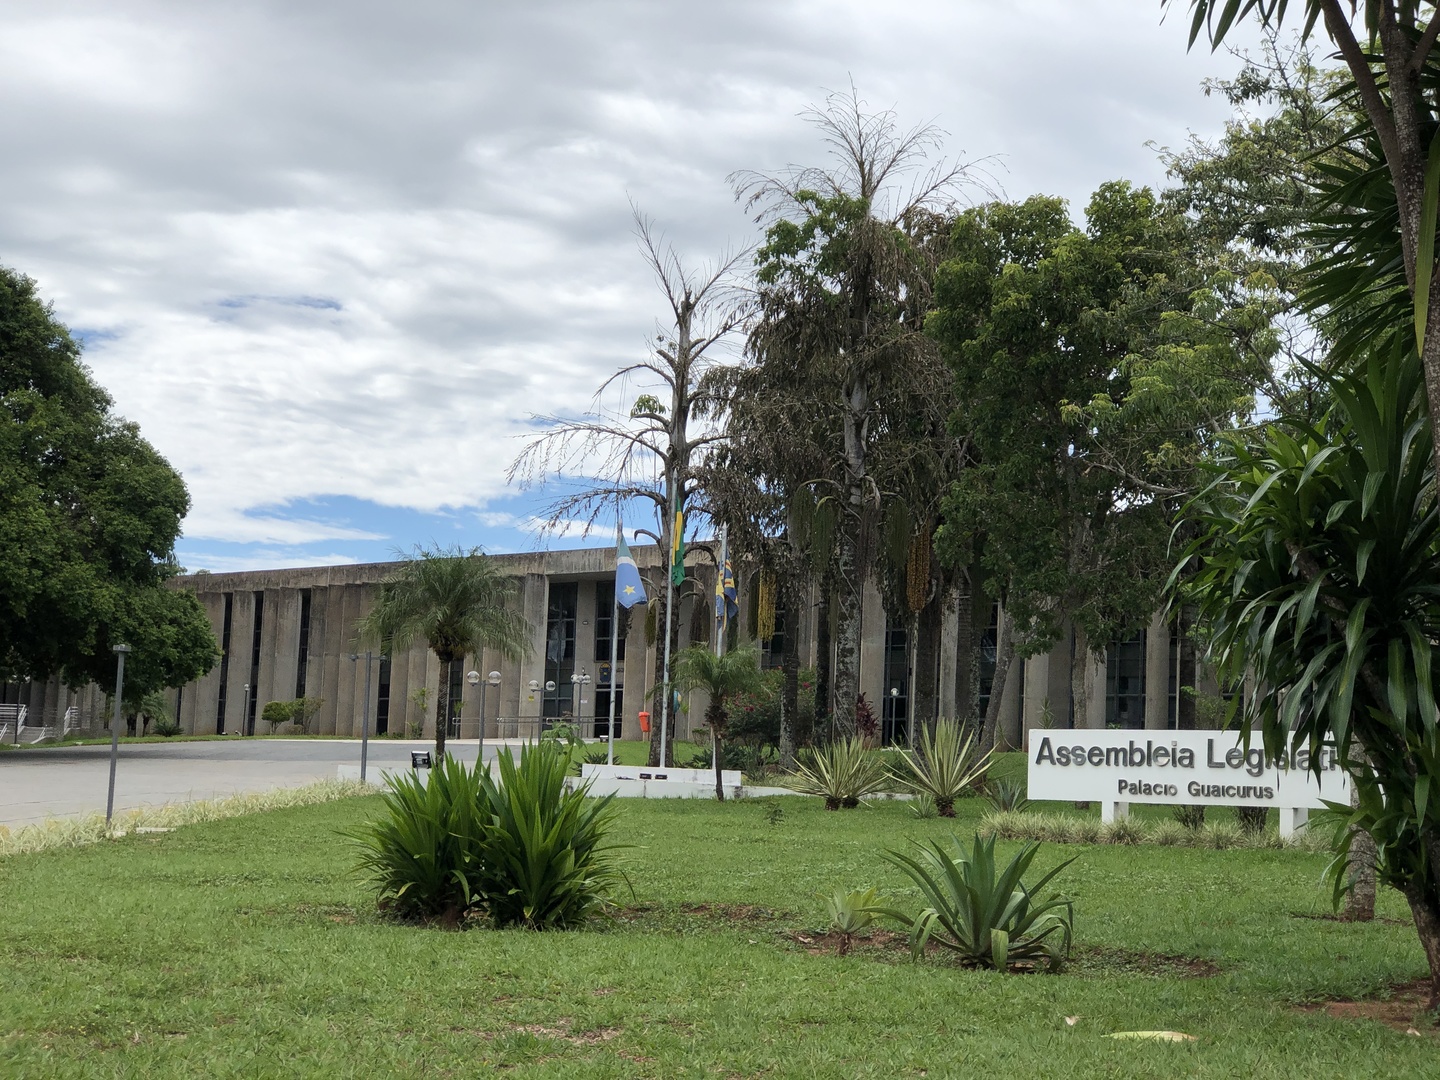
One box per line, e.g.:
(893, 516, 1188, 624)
(0, 790, 1433, 1076)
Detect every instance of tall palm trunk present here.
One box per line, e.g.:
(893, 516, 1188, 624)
(647, 590, 678, 767)
(433, 650, 453, 761)
(780, 596, 800, 769)
(815, 574, 832, 736)
(707, 702, 728, 802)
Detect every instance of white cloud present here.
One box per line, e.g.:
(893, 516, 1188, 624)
(0, 0, 1263, 552)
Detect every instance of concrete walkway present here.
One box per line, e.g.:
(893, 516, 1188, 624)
(0, 738, 495, 827)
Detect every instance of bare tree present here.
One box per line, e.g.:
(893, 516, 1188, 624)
(509, 210, 750, 765)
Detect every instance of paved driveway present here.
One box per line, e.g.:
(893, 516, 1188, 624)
(0, 738, 490, 827)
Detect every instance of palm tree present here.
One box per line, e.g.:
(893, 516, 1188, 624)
(357, 546, 529, 761)
(672, 644, 764, 801)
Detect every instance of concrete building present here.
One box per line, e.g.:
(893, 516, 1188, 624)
(3, 542, 1205, 746)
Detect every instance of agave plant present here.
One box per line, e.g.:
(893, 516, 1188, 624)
(891, 720, 992, 816)
(879, 833, 1074, 972)
(474, 742, 623, 929)
(350, 754, 490, 926)
(821, 886, 884, 955)
(791, 737, 889, 809)
(984, 778, 1030, 814)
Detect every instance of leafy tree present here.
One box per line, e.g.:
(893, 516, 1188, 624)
(1179, 345, 1440, 1008)
(735, 88, 982, 735)
(930, 183, 1265, 742)
(357, 546, 529, 761)
(672, 643, 764, 800)
(1170, 1, 1440, 463)
(0, 266, 216, 701)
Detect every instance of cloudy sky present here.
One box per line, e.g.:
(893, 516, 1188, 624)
(0, 1, 1264, 572)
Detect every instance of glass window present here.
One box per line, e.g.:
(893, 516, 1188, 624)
(1105, 631, 1146, 729)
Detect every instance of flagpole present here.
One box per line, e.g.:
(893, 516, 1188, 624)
(607, 507, 622, 766)
(715, 524, 727, 660)
(659, 489, 676, 770)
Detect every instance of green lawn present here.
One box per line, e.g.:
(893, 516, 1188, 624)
(0, 791, 1431, 1077)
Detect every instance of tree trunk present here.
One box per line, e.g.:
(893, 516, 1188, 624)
(980, 609, 1015, 750)
(780, 596, 800, 769)
(815, 573, 833, 738)
(913, 596, 940, 737)
(832, 515, 862, 739)
(1070, 624, 1098, 729)
(708, 703, 727, 801)
(1346, 782, 1377, 922)
(433, 651, 451, 761)
(647, 589, 678, 768)
(1401, 881, 1440, 1013)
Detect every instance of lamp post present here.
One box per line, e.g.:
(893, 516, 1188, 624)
(106, 644, 130, 826)
(890, 685, 903, 747)
(467, 669, 502, 764)
(242, 682, 251, 736)
(350, 652, 379, 783)
(570, 671, 592, 737)
(528, 679, 540, 741)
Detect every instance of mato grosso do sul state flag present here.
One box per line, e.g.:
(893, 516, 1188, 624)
(670, 509, 686, 586)
(615, 536, 647, 609)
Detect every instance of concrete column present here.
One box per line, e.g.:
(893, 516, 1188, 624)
(189, 591, 227, 734)
(938, 588, 959, 720)
(307, 586, 332, 727)
(858, 574, 886, 715)
(1022, 649, 1050, 744)
(1144, 612, 1170, 730)
(225, 593, 256, 735)
(518, 573, 549, 732)
(998, 651, 1023, 749)
(264, 587, 300, 712)
(318, 587, 350, 736)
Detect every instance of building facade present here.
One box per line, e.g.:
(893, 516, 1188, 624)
(3, 543, 1209, 746)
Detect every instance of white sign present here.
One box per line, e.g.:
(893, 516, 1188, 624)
(1028, 730, 1350, 835)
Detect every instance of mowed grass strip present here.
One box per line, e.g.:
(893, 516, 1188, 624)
(0, 792, 1431, 1078)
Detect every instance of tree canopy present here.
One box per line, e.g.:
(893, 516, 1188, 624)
(0, 266, 216, 702)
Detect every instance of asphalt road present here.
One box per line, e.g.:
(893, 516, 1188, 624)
(0, 738, 493, 827)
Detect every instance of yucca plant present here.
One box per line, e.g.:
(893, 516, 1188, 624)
(891, 720, 992, 816)
(350, 755, 490, 926)
(821, 886, 884, 955)
(984, 777, 1030, 814)
(791, 737, 889, 809)
(879, 833, 1074, 972)
(474, 743, 623, 929)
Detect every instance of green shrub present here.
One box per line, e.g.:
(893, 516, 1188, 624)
(261, 700, 291, 734)
(152, 717, 183, 737)
(792, 737, 889, 809)
(1038, 813, 1079, 845)
(821, 886, 883, 955)
(984, 778, 1030, 814)
(1070, 817, 1103, 844)
(1199, 821, 1244, 850)
(1150, 821, 1191, 847)
(1236, 805, 1269, 834)
(878, 834, 1075, 972)
(890, 720, 991, 816)
(475, 743, 623, 929)
(909, 794, 939, 819)
(351, 755, 489, 925)
(1101, 817, 1146, 845)
(1173, 804, 1206, 830)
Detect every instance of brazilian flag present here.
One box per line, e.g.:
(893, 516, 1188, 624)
(670, 509, 686, 586)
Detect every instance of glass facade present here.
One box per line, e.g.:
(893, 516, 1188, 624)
(881, 616, 909, 746)
(543, 582, 578, 720)
(1105, 631, 1146, 728)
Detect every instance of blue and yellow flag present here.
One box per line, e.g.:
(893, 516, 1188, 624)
(615, 536, 647, 608)
(670, 509, 686, 586)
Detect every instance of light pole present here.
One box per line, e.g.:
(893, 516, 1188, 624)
(351, 652, 379, 783)
(890, 686, 903, 747)
(528, 679, 540, 742)
(242, 682, 251, 736)
(106, 644, 131, 826)
(570, 671, 591, 736)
